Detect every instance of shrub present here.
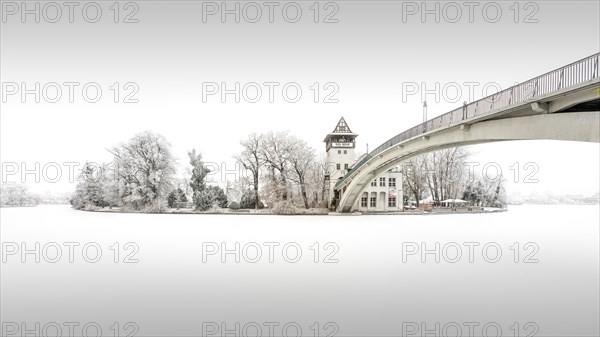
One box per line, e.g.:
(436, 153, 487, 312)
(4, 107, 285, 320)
(240, 189, 264, 209)
(144, 201, 167, 213)
(193, 190, 213, 211)
(169, 188, 188, 208)
(228, 202, 240, 210)
(271, 201, 328, 215)
(192, 186, 228, 211)
(207, 185, 228, 208)
(271, 201, 298, 215)
(167, 191, 177, 208)
(303, 208, 329, 215)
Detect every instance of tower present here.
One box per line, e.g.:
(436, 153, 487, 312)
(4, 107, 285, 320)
(323, 117, 358, 207)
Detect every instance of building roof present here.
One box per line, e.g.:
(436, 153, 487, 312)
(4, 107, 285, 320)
(323, 117, 358, 142)
(349, 154, 367, 169)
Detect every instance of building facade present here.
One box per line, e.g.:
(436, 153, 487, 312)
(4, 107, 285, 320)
(324, 117, 403, 212)
(355, 168, 403, 212)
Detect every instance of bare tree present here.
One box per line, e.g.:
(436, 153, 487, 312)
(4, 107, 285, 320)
(235, 131, 324, 209)
(225, 177, 251, 204)
(260, 131, 293, 201)
(288, 137, 316, 209)
(307, 153, 328, 207)
(402, 155, 428, 207)
(424, 148, 470, 204)
(235, 133, 263, 209)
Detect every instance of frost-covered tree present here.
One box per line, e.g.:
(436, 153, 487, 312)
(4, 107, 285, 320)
(189, 150, 209, 194)
(108, 131, 176, 212)
(240, 188, 264, 209)
(174, 175, 193, 202)
(167, 191, 177, 208)
(288, 137, 316, 209)
(99, 162, 120, 208)
(188, 149, 212, 210)
(71, 162, 104, 209)
(1, 183, 38, 207)
(260, 131, 294, 202)
(235, 133, 263, 210)
(194, 190, 213, 211)
(402, 156, 428, 207)
(167, 188, 188, 208)
(462, 176, 507, 208)
(225, 177, 251, 204)
(424, 148, 470, 204)
(207, 185, 228, 208)
(307, 153, 328, 208)
(235, 131, 323, 209)
(191, 186, 227, 211)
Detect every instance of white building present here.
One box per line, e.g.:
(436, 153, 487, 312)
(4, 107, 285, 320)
(324, 117, 403, 212)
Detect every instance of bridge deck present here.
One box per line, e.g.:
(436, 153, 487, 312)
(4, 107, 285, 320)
(335, 53, 600, 191)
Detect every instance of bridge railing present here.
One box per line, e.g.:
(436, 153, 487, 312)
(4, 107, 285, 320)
(336, 53, 599, 189)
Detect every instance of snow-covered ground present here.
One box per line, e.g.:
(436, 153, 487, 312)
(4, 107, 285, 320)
(1, 205, 598, 336)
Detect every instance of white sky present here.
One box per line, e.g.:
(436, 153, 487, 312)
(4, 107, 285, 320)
(1, 1, 599, 196)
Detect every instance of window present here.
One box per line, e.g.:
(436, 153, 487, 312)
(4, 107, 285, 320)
(370, 196, 376, 207)
(371, 180, 377, 187)
(336, 163, 341, 170)
(388, 197, 397, 207)
(343, 150, 347, 154)
(338, 150, 341, 154)
(389, 178, 396, 187)
(344, 163, 349, 170)
(379, 177, 386, 187)
(361, 196, 368, 207)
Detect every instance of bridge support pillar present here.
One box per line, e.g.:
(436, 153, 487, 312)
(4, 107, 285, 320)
(531, 102, 549, 113)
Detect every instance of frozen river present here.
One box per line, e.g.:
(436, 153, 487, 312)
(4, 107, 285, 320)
(1, 205, 598, 336)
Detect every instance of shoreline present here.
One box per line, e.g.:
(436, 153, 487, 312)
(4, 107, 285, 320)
(76, 206, 508, 216)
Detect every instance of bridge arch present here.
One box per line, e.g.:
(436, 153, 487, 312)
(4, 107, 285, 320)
(334, 53, 600, 212)
(335, 111, 600, 212)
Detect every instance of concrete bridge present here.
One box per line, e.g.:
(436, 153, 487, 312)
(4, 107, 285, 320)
(334, 53, 600, 212)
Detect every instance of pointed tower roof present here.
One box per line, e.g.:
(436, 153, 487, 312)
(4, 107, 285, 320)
(323, 117, 358, 142)
(332, 117, 353, 133)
